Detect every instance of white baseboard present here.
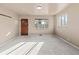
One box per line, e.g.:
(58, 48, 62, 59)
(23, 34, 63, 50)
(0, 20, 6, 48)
(55, 35, 79, 50)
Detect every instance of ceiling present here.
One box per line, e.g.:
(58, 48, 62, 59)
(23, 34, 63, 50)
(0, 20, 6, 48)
(0, 3, 69, 16)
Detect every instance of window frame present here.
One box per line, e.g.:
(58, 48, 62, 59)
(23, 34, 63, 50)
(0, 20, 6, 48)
(57, 14, 68, 27)
(34, 19, 48, 30)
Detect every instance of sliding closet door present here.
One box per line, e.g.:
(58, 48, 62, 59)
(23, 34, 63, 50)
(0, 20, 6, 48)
(21, 19, 28, 35)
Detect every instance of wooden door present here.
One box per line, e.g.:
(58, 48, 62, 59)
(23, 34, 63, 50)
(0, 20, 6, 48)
(21, 19, 28, 35)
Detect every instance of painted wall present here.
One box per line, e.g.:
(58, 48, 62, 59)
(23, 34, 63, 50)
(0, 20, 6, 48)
(19, 15, 54, 35)
(0, 7, 19, 44)
(55, 4, 79, 47)
(55, 3, 69, 14)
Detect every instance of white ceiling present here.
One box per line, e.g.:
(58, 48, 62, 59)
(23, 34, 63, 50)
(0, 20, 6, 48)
(0, 3, 69, 15)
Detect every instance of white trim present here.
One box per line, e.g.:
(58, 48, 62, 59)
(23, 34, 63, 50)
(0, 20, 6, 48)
(55, 35, 79, 50)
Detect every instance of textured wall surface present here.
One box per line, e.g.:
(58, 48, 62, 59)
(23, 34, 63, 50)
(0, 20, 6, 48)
(0, 7, 19, 44)
(55, 4, 79, 47)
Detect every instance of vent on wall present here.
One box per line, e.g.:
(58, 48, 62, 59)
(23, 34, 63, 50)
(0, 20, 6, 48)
(0, 14, 12, 18)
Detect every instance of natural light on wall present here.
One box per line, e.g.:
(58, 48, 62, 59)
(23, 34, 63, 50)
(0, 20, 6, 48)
(6, 32, 11, 36)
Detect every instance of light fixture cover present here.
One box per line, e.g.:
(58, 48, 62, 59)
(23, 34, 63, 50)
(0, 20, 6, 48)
(37, 6, 42, 9)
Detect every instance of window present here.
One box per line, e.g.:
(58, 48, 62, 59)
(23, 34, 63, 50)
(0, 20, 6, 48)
(34, 19, 48, 30)
(57, 14, 68, 27)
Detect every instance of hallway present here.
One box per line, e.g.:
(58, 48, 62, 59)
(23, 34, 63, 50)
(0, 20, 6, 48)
(0, 35, 79, 55)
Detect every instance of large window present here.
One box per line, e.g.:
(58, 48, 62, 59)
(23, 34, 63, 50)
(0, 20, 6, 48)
(57, 14, 68, 27)
(34, 19, 48, 30)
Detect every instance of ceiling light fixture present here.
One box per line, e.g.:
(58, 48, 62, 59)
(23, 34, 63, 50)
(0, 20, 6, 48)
(36, 6, 42, 9)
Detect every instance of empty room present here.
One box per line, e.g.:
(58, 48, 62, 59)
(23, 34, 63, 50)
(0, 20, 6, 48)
(0, 3, 79, 55)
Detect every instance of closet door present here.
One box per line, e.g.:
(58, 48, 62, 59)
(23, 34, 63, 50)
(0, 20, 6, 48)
(21, 19, 28, 35)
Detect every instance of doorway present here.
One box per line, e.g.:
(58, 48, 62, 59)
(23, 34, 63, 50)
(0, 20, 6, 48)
(21, 19, 28, 35)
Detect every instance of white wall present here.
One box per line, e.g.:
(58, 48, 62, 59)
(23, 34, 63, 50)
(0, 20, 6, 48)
(0, 7, 19, 44)
(55, 3, 69, 14)
(55, 4, 79, 47)
(19, 15, 54, 35)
